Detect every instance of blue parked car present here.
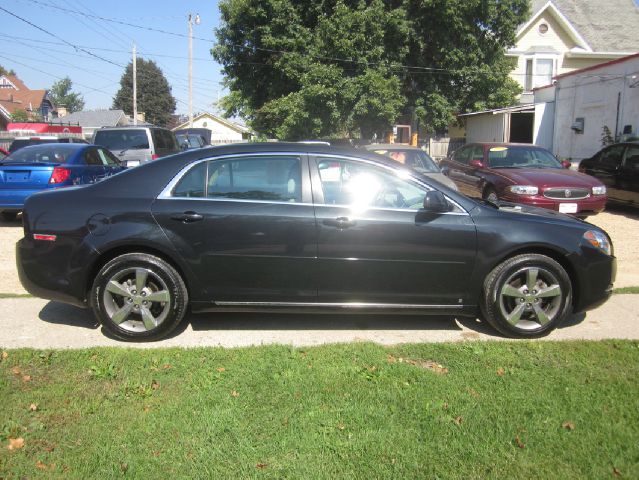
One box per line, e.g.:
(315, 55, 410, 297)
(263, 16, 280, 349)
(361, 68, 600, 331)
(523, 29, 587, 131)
(0, 143, 125, 221)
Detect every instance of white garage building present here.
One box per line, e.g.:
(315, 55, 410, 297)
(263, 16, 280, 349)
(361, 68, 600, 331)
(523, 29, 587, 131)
(552, 53, 639, 162)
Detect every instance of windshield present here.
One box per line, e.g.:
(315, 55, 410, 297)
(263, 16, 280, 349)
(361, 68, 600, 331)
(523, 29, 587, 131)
(373, 148, 440, 173)
(487, 146, 561, 169)
(94, 130, 150, 151)
(3, 146, 75, 164)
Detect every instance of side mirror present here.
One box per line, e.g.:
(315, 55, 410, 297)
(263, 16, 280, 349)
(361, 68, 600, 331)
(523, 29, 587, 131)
(423, 191, 450, 213)
(440, 166, 450, 176)
(469, 159, 485, 168)
(561, 160, 572, 169)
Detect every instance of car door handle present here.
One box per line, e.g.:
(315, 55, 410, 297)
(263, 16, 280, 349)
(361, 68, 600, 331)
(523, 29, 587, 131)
(323, 217, 356, 229)
(171, 211, 203, 223)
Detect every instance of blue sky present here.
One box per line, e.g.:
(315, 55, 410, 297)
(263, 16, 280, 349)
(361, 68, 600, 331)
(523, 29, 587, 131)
(1, 0, 225, 115)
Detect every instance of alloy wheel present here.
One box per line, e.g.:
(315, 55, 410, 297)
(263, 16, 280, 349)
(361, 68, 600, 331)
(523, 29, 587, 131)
(102, 267, 171, 333)
(498, 266, 563, 331)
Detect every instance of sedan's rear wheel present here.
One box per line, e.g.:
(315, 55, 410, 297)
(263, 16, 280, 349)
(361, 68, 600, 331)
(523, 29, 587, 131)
(91, 253, 188, 341)
(481, 254, 572, 338)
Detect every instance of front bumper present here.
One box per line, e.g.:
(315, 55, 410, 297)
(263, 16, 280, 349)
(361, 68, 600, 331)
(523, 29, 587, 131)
(501, 193, 607, 215)
(570, 249, 616, 313)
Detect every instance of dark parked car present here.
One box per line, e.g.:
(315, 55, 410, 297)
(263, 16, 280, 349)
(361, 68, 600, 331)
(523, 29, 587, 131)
(0, 143, 125, 221)
(578, 142, 639, 208)
(8, 136, 88, 153)
(440, 143, 607, 217)
(176, 133, 206, 150)
(174, 128, 211, 145)
(17, 143, 615, 341)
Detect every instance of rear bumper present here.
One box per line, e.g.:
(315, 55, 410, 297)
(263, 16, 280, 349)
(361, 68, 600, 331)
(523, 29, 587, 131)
(0, 189, 34, 210)
(16, 237, 90, 308)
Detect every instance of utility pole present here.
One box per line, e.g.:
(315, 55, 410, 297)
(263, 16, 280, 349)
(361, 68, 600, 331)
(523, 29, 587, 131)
(188, 13, 200, 128)
(132, 43, 137, 126)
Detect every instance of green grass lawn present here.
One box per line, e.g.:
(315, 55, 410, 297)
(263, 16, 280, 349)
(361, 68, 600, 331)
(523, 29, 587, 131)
(1, 341, 638, 479)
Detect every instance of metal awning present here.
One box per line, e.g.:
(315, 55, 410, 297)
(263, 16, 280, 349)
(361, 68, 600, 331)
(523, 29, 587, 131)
(458, 104, 536, 117)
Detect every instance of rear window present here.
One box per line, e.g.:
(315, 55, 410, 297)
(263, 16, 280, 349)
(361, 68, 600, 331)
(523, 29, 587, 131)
(4, 146, 75, 164)
(151, 129, 178, 152)
(94, 130, 150, 151)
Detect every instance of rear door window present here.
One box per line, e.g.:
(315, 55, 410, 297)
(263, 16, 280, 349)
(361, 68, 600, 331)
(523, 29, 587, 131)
(172, 162, 207, 198)
(84, 148, 103, 166)
(207, 156, 301, 202)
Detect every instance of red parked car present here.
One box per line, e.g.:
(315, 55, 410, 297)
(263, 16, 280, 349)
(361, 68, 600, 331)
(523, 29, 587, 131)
(440, 143, 607, 217)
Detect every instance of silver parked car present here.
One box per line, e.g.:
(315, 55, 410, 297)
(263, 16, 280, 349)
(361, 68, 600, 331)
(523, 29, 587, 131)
(362, 144, 458, 191)
(93, 126, 179, 167)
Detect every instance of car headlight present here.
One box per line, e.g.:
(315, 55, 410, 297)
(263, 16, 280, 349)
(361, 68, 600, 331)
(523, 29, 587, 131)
(508, 185, 539, 195)
(592, 185, 606, 195)
(583, 230, 612, 256)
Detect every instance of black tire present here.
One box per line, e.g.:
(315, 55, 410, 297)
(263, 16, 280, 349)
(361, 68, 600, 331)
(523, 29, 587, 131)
(1, 211, 18, 222)
(483, 187, 498, 204)
(91, 253, 188, 341)
(481, 254, 572, 338)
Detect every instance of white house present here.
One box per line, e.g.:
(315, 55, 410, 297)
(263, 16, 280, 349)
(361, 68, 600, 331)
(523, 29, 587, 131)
(460, 0, 639, 148)
(173, 112, 251, 143)
(550, 53, 639, 163)
(508, 0, 639, 103)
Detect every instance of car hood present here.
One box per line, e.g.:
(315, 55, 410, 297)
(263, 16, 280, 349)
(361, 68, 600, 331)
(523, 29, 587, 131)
(493, 168, 602, 188)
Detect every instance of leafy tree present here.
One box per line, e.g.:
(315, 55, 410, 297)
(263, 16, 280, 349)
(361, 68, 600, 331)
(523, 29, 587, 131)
(0, 65, 16, 76)
(49, 77, 85, 113)
(213, 0, 528, 140)
(10, 109, 30, 122)
(112, 58, 176, 127)
(601, 125, 615, 147)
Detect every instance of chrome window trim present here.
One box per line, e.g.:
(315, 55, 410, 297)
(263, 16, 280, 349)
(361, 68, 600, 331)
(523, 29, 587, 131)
(158, 152, 306, 199)
(157, 151, 469, 215)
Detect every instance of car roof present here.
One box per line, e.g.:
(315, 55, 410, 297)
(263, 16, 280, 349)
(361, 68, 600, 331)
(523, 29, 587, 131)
(180, 142, 402, 168)
(363, 143, 422, 151)
(467, 142, 550, 149)
(9, 143, 90, 152)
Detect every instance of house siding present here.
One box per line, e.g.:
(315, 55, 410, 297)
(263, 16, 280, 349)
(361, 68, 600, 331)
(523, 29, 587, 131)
(552, 55, 639, 162)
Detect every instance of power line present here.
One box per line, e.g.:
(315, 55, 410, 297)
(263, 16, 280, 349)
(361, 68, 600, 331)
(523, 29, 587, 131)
(0, 5, 125, 69)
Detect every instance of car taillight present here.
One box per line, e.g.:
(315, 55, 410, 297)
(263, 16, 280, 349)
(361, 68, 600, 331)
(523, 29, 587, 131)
(49, 167, 71, 184)
(151, 154, 159, 160)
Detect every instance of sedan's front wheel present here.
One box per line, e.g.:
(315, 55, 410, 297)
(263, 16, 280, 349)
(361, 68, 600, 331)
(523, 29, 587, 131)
(91, 253, 188, 341)
(481, 254, 572, 338)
